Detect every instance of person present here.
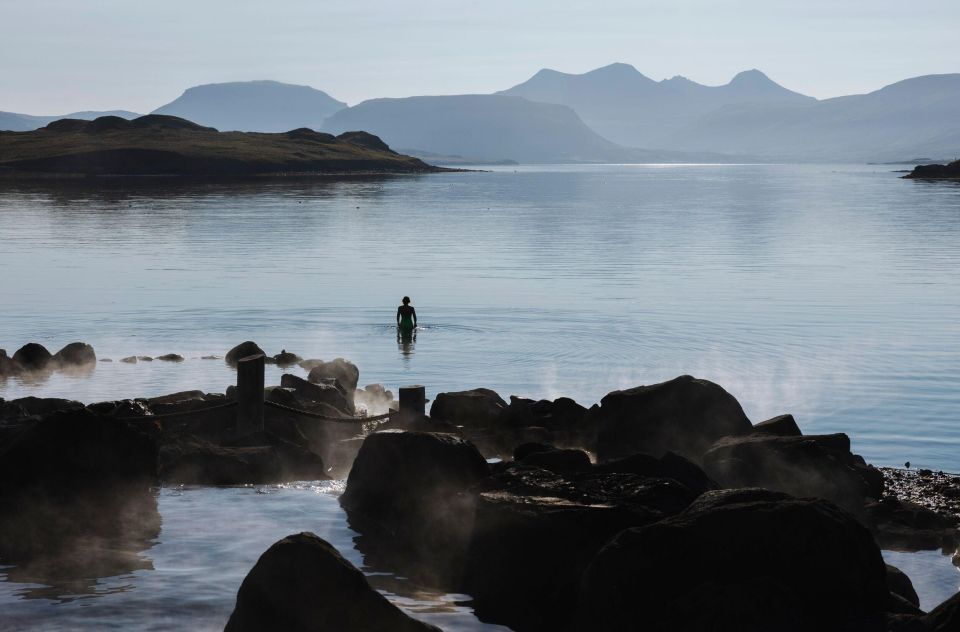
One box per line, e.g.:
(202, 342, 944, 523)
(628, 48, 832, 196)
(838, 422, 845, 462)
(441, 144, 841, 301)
(396, 296, 417, 334)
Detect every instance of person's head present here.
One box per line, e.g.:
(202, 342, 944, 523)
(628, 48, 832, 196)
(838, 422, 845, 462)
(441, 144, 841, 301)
(402, 296, 410, 305)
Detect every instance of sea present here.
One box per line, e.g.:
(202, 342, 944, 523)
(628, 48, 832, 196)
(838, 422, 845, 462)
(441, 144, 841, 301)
(0, 164, 957, 629)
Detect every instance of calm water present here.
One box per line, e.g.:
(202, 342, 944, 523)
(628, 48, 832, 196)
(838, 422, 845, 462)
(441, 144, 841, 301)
(0, 164, 958, 627)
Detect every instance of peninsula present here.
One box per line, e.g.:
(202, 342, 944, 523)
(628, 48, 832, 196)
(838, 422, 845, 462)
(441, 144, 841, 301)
(0, 115, 443, 177)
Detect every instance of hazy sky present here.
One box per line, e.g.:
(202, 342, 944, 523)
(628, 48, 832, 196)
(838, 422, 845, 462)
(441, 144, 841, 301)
(2, 0, 958, 114)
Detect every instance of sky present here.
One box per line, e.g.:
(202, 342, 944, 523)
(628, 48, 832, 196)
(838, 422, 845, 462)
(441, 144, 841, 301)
(1, 0, 958, 114)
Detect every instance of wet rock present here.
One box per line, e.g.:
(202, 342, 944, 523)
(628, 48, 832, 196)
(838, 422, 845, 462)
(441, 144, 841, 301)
(865, 496, 958, 550)
(886, 564, 920, 609)
(516, 445, 591, 472)
(927, 590, 960, 631)
(578, 488, 890, 631)
(595, 451, 717, 495)
(137, 356, 154, 361)
(280, 373, 351, 416)
(0, 349, 18, 377)
(99, 358, 112, 362)
(225, 341, 265, 366)
(341, 431, 489, 582)
(225, 532, 439, 632)
(12, 343, 54, 370)
(752, 413, 802, 437)
(464, 463, 699, 631)
(271, 349, 302, 366)
(464, 425, 551, 458)
(120, 355, 138, 363)
(504, 395, 588, 433)
(147, 390, 205, 406)
(592, 375, 753, 463)
(513, 441, 555, 460)
(302, 357, 359, 387)
(430, 388, 508, 429)
(0, 396, 85, 422)
(86, 399, 152, 418)
(702, 433, 883, 513)
(200, 355, 220, 360)
(52, 342, 96, 367)
(156, 353, 184, 362)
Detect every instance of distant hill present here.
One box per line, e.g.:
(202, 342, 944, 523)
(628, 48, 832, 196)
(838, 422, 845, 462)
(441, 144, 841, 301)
(0, 115, 440, 176)
(499, 63, 813, 148)
(322, 94, 722, 163)
(152, 80, 347, 132)
(663, 74, 960, 161)
(0, 110, 140, 132)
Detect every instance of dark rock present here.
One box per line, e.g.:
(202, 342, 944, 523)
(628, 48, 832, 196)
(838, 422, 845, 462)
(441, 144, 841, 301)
(341, 431, 489, 582)
(147, 390, 205, 406)
(578, 488, 890, 631)
(303, 357, 360, 394)
(464, 463, 699, 631)
(592, 375, 753, 463)
(271, 349, 302, 366)
(156, 353, 184, 362)
(926, 590, 960, 631)
(518, 446, 592, 472)
(0, 348, 19, 377)
(504, 395, 588, 433)
(905, 159, 960, 180)
(464, 425, 552, 458)
(86, 399, 152, 418)
(0, 396, 85, 422)
(513, 442, 556, 460)
(865, 496, 958, 550)
(224, 532, 439, 632)
(225, 341, 265, 366)
(280, 373, 351, 416)
(53, 342, 96, 366)
(753, 413, 802, 437)
(100, 358, 112, 362)
(595, 451, 717, 495)
(11, 343, 54, 370)
(138, 356, 153, 361)
(886, 564, 920, 609)
(702, 433, 883, 513)
(430, 388, 508, 429)
(120, 355, 138, 363)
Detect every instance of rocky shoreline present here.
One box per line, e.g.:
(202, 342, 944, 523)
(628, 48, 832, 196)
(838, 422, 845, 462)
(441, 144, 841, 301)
(1, 340, 958, 631)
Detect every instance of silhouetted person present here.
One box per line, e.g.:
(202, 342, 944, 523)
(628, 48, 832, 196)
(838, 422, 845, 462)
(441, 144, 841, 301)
(397, 296, 417, 334)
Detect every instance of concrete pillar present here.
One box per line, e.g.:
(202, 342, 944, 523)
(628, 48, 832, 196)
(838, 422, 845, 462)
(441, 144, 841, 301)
(237, 353, 265, 434)
(399, 385, 426, 420)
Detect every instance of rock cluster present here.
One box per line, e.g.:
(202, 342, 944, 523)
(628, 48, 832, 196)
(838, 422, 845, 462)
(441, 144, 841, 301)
(0, 341, 97, 379)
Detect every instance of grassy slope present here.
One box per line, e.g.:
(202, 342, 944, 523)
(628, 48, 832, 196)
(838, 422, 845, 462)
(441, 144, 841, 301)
(0, 115, 440, 176)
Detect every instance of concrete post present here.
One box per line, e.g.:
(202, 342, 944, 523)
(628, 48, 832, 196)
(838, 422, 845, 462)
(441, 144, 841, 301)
(399, 385, 426, 421)
(237, 353, 265, 434)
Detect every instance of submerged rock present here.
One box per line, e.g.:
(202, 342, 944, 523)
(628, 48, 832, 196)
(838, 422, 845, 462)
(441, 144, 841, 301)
(156, 353, 184, 362)
(271, 349, 302, 366)
(120, 355, 138, 363)
(53, 342, 96, 366)
(592, 375, 753, 462)
(578, 488, 891, 631)
(225, 341, 265, 366)
(11, 343, 54, 370)
(225, 532, 439, 632)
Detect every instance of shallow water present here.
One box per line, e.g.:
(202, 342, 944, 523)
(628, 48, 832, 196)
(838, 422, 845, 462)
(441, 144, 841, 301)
(0, 164, 958, 625)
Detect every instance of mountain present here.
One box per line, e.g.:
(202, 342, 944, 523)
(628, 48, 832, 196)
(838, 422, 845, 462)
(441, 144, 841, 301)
(665, 74, 960, 161)
(0, 110, 140, 132)
(322, 94, 719, 163)
(0, 115, 440, 176)
(152, 80, 347, 132)
(499, 63, 813, 148)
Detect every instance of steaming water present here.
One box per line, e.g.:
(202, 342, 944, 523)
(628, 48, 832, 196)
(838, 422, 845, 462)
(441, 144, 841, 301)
(1, 164, 958, 626)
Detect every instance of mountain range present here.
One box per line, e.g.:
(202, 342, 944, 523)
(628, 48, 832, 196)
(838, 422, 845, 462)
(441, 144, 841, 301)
(2, 66, 958, 163)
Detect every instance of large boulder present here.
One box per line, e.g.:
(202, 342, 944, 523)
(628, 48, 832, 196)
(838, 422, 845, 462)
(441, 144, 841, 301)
(280, 373, 351, 416)
(53, 342, 96, 366)
(503, 395, 588, 433)
(341, 431, 489, 582)
(0, 396, 85, 422)
(303, 358, 360, 393)
(595, 451, 718, 495)
(701, 433, 883, 513)
(578, 488, 891, 631)
(592, 375, 753, 463)
(225, 341, 266, 366)
(225, 532, 439, 632)
(11, 342, 54, 370)
(463, 463, 699, 631)
(752, 413, 802, 437)
(429, 388, 507, 429)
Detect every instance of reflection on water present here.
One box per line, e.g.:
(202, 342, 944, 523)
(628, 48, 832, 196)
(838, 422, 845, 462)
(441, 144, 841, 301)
(398, 326, 417, 357)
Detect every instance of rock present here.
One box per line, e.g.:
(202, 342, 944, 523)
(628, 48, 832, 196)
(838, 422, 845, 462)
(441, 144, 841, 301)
(463, 463, 699, 630)
(100, 358, 113, 362)
(354, 383, 395, 415)
(513, 442, 556, 460)
(466, 425, 552, 458)
(702, 433, 883, 513)
(271, 349, 302, 366)
(926, 590, 960, 631)
(156, 353, 184, 362)
(578, 488, 891, 631)
(886, 564, 920, 609)
(517, 446, 592, 472)
(0, 396, 85, 422)
(120, 355, 138, 363)
(753, 413, 802, 437)
(201, 355, 220, 360)
(224, 532, 439, 632)
(865, 496, 958, 550)
(137, 356, 153, 361)
(303, 357, 360, 393)
(0, 349, 19, 377)
(11, 343, 54, 370)
(280, 373, 351, 416)
(225, 341, 265, 366)
(429, 388, 508, 429)
(86, 399, 152, 418)
(595, 451, 717, 495)
(147, 390, 205, 406)
(341, 431, 489, 582)
(592, 375, 753, 463)
(53, 342, 96, 366)
(504, 395, 588, 433)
